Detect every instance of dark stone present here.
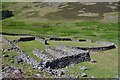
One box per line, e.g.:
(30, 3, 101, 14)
(15, 56, 23, 64)
(35, 74, 42, 77)
(13, 37, 35, 42)
(90, 59, 97, 63)
(80, 66, 88, 71)
(45, 40, 49, 45)
(1, 10, 14, 20)
(3, 54, 9, 57)
(49, 37, 72, 41)
(79, 39, 86, 42)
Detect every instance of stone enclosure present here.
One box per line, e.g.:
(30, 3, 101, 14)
(1, 33, 116, 77)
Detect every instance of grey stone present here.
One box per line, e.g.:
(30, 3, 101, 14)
(81, 73, 87, 77)
(15, 56, 23, 64)
(80, 66, 87, 71)
(91, 76, 95, 78)
(90, 59, 97, 63)
(35, 74, 42, 77)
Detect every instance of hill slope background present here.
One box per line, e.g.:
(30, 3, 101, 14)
(2, 2, 119, 22)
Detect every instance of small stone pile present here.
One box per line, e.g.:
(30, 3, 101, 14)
(2, 65, 24, 79)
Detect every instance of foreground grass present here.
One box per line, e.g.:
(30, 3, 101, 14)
(2, 51, 49, 78)
(15, 40, 45, 61)
(3, 35, 45, 61)
(65, 48, 118, 78)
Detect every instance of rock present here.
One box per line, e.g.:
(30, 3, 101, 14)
(38, 66, 44, 71)
(15, 56, 23, 64)
(2, 66, 10, 72)
(80, 66, 88, 71)
(57, 69, 66, 76)
(81, 73, 87, 77)
(11, 69, 24, 78)
(71, 64, 75, 67)
(45, 40, 49, 45)
(91, 76, 95, 78)
(61, 69, 66, 74)
(2, 65, 15, 73)
(3, 54, 9, 57)
(90, 59, 97, 63)
(35, 74, 42, 77)
(75, 76, 79, 78)
(51, 69, 57, 75)
(2, 10, 14, 20)
(10, 60, 14, 63)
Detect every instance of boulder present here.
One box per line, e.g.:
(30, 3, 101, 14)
(11, 69, 24, 78)
(90, 59, 97, 63)
(15, 56, 23, 64)
(3, 54, 9, 57)
(35, 74, 42, 77)
(80, 66, 88, 71)
(91, 76, 95, 78)
(81, 73, 87, 77)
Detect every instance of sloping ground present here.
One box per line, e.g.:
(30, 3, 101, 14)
(2, 2, 118, 22)
(2, 21, 118, 44)
(65, 47, 118, 78)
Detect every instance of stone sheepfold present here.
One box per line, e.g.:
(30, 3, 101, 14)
(32, 45, 91, 69)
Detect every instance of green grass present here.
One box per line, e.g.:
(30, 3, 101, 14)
(2, 20, 118, 44)
(65, 48, 118, 78)
(4, 35, 32, 41)
(2, 43, 10, 49)
(15, 40, 45, 61)
(1, 2, 118, 78)
(3, 35, 45, 61)
(48, 41, 103, 48)
(2, 51, 49, 78)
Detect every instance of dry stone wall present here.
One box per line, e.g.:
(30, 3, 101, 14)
(13, 37, 35, 42)
(2, 35, 40, 67)
(49, 37, 72, 41)
(1, 32, 32, 36)
(45, 46, 90, 69)
(56, 42, 116, 52)
(32, 48, 54, 61)
(1, 32, 46, 44)
(77, 43, 115, 52)
(35, 37, 45, 44)
(31, 45, 90, 69)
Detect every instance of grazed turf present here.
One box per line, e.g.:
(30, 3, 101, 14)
(2, 20, 118, 44)
(65, 48, 118, 78)
(48, 41, 103, 48)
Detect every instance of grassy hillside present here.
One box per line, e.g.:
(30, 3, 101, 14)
(2, 19, 118, 44)
(1, 2, 119, 78)
(2, 2, 118, 22)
